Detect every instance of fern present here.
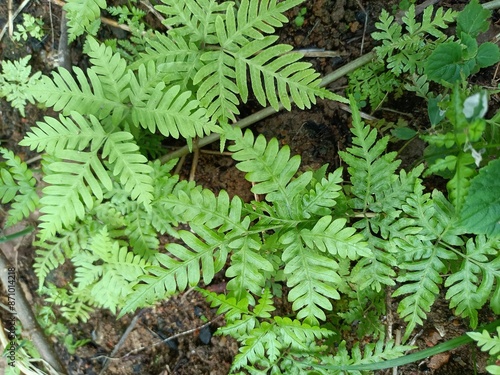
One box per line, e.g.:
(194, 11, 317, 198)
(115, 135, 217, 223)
(0, 56, 42, 116)
(72, 227, 150, 314)
(0, 147, 39, 227)
(339, 99, 401, 212)
(64, 0, 106, 42)
(445, 236, 500, 328)
(372, 5, 456, 76)
(469, 327, 500, 375)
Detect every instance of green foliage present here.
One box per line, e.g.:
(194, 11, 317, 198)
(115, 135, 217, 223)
(3, 0, 499, 372)
(422, 85, 496, 211)
(372, 5, 456, 76)
(0, 55, 42, 116)
(468, 327, 500, 374)
(64, 0, 106, 41)
(12, 14, 45, 42)
(0, 147, 39, 227)
(460, 158, 500, 236)
(425, 0, 500, 84)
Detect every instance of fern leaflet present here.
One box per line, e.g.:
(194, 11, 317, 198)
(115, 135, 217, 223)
(0, 147, 39, 227)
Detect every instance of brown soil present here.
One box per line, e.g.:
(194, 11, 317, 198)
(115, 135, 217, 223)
(1, 1, 499, 375)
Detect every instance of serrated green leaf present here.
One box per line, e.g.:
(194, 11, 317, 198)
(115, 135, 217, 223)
(456, 0, 491, 38)
(460, 158, 500, 236)
(425, 42, 465, 84)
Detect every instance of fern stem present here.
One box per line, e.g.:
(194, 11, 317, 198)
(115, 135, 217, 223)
(160, 51, 376, 163)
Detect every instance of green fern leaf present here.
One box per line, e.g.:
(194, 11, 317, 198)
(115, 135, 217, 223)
(129, 83, 211, 140)
(64, 0, 106, 41)
(0, 147, 39, 227)
(38, 152, 101, 239)
(227, 0, 304, 43)
(73, 227, 149, 313)
(301, 168, 343, 217)
(231, 322, 277, 372)
(280, 232, 342, 325)
(393, 238, 456, 341)
(445, 236, 500, 328)
(32, 67, 120, 119)
(226, 235, 273, 302)
(102, 131, 153, 206)
(229, 131, 301, 213)
(468, 327, 500, 356)
(194, 50, 241, 121)
(155, 0, 229, 43)
(33, 230, 76, 289)
(274, 316, 333, 350)
(200, 290, 258, 338)
(125, 207, 159, 260)
(20, 112, 107, 154)
(300, 216, 371, 260)
(339, 97, 401, 211)
(130, 32, 203, 89)
(120, 226, 228, 316)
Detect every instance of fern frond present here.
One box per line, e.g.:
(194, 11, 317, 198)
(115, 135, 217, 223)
(300, 216, 371, 260)
(155, 0, 229, 42)
(280, 232, 342, 325)
(102, 131, 153, 206)
(301, 168, 343, 218)
(468, 327, 500, 356)
(233, 36, 343, 110)
(445, 236, 500, 328)
(64, 0, 106, 42)
(226, 235, 272, 302)
(32, 67, 121, 119)
(201, 290, 258, 338)
(130, 32, 203, 89)
(119, 226, 228, 316)
(232, 322, 277, 371)
(310, 338, 414, 374)
(129, 83, 211, 140)
(20, 112, 107, 154)
(229, 131, 301, 211)
(0, 147, 39, 227)
(194, 50, 241, 122)
(38, 152, 101, 239)
(125, 207, 159, 260)
(222, 0, 304, 46)
(73, 227, 149, 313)
(339, 98, 400, 211)
(33, 230, 77, 289)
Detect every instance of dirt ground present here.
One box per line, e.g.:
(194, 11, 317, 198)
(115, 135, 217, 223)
(1, 0, 499, 374)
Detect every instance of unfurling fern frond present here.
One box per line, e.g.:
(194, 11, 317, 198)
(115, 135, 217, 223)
(64, 0, 107, 42)
(0, 147, 39, 227)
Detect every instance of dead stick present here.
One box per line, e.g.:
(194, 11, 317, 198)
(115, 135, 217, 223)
(0, 249, 67, 374)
